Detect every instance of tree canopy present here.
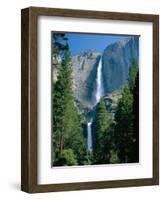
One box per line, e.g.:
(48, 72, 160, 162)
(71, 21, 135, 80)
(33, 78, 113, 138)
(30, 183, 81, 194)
(52, 34, 87, 166)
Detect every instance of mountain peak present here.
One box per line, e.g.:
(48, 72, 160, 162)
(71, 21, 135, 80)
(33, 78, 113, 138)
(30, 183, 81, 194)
(117, 37, 130, 46)
(79, 49, 100, 58)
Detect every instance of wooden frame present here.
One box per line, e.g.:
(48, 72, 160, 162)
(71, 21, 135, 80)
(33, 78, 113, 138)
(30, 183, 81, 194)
(21, 6, 159, 193)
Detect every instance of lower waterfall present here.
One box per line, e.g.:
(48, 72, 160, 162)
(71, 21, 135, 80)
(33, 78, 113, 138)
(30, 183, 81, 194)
(87, 121, 93, 152)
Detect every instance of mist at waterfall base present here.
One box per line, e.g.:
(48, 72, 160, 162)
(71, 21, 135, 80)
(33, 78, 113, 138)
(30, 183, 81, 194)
(87, 57, 104, 152)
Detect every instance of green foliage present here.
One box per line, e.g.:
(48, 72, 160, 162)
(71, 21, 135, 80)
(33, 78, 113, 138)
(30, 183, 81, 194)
(114, 61, 139, 163)
(54, 149, 78, 166)
(82, 152, 94, 165)
(132, 71, 139, 162)
(109, 149, 120, 164)
(128, 60, 138, 92)
(95, 99, 111, 134)
(114, 85, 134, 163)
(52, 33, 87, 166)
(93, 99, 112, 164)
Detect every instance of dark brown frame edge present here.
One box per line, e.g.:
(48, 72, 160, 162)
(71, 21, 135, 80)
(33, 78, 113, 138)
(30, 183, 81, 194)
(21, 6, 159, 193)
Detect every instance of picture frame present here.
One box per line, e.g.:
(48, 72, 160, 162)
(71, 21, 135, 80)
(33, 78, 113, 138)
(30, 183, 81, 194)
(21, 6, 159, 193)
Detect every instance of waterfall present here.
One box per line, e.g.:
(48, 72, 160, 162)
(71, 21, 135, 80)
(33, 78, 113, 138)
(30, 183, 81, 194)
(95, 57, 104, 104)
(86, 57, 104, 152)
(87, 121, 93, 152)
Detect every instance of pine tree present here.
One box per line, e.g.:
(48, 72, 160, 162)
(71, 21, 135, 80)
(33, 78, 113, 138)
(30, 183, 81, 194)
(52, 33, 87, 166)
(114, 61, 139, 163)
(52, 44, 71, 163)
(131, 71, 139, 162)
(114, 85, 134, 163)
(93, 99, 112, 164)
(128, 60, 138, 92)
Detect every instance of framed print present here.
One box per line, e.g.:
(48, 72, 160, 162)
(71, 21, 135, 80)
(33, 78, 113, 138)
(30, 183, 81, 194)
(21, 7, 159, 193)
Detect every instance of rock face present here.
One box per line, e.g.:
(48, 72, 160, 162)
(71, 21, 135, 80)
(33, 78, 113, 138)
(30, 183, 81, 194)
(71, 50, 101, 108)
(102, 37, 139, 93)
(71, 37, 139, 109)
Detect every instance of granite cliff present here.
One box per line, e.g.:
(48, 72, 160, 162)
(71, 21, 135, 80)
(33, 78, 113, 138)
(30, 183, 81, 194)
(102, 37, 139, 93)
(71, 37, 139, 109)
(71, 50, 101, 108)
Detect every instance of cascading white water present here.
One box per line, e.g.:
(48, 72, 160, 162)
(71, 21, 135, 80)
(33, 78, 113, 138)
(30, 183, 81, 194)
(86, 57, 104, 152)
(87, 121, 93, 152)
(95, 57, 104, 104)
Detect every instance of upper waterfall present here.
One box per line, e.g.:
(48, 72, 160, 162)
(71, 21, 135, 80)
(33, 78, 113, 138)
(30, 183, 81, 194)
(95, 57, 104, 104)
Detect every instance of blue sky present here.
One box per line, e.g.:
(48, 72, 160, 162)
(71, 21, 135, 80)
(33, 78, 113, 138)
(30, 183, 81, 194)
(65, 33, 131, 56)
